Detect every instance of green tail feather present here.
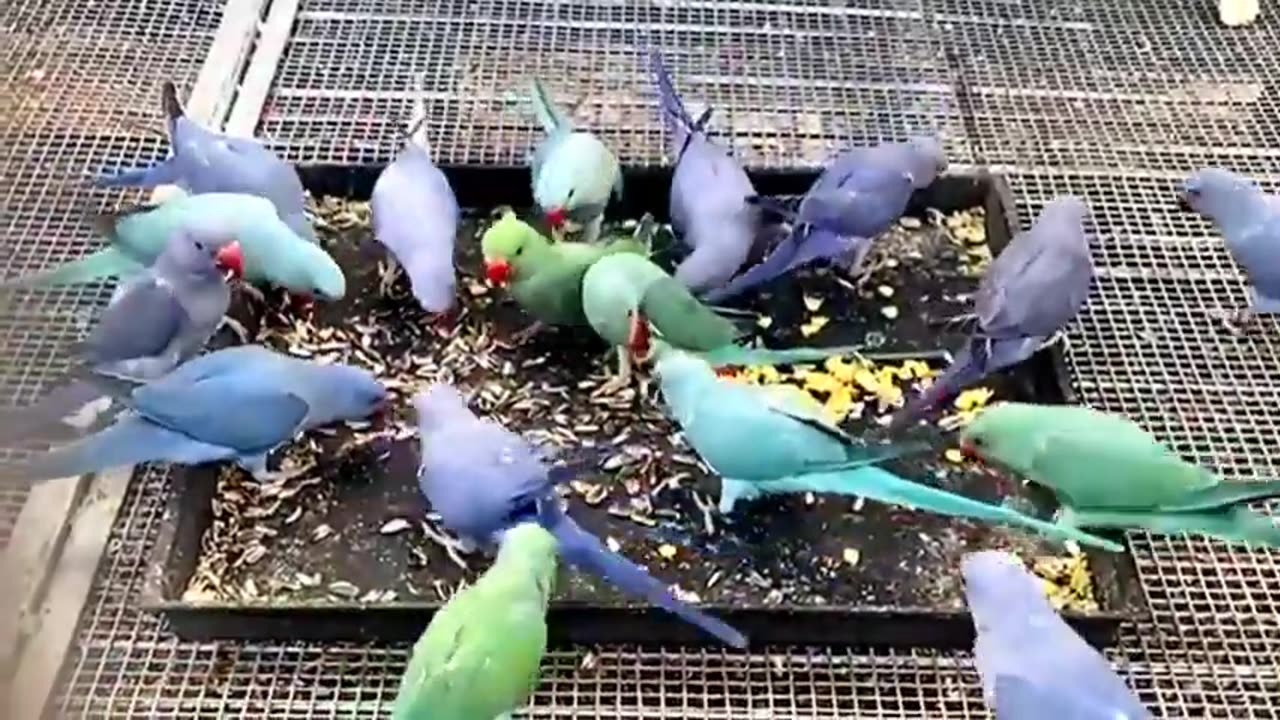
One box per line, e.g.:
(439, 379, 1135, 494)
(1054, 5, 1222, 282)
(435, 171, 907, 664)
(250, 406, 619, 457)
(641, 276, 739, 351)
(755, 466, 1124, 552)
(530, 78, 570, 133)
(0, 247, 145, 290)
(1164, 478, 1280, 513)
(1064, 505, 1280, 549)
(701, 343, 866, 367)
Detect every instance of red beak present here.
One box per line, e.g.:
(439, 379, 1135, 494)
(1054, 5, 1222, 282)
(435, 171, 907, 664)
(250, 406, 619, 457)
(627, 311, 651, 359)
(214, 241, 245, 280)
(959, 438, 979, 459)
(485, 258, 512, 285)
(546, 207, 567, 229)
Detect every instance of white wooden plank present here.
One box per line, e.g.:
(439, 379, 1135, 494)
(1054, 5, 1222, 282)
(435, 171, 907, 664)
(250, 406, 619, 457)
(226, 0, 301, 137)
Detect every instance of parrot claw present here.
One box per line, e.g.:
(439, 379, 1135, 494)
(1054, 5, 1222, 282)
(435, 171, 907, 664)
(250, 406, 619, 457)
(377, 258, 402, 297)
(509, 320, 547, 345)
(717, 478, 759, 515)
(419, 521, 473, 571)
(217, 315, 251, 344)
(238, 283, 268, 306)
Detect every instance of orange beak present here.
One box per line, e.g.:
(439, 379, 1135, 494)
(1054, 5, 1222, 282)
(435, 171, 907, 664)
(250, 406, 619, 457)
(485, 258, 512, 285)
(214, 241, 245, 280)
(627, 311, 652, 360)
(546, 206, 567, 229)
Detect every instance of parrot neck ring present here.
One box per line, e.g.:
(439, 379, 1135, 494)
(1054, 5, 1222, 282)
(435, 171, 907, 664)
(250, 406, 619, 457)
(214, 241, 245, 280)
(485, 258, 513, 285)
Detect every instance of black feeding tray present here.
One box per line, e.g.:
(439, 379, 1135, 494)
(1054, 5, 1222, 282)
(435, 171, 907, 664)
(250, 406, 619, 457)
(141, 166, 1144, 648)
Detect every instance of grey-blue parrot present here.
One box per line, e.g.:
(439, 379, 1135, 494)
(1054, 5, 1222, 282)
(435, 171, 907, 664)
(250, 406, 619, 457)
(963, 550, 1151, 719)
(370, 73, 460, 324)
(90, 81, 316, 243)
(1181, 167, 1280, 332)
(704, 137, 948, 303)
(0, 228, 243, 445)
(414, 383, 749, 649)
(1, 345, 386, 485)
(649, 49, 758, 293)
(888, 195, 1094, 431)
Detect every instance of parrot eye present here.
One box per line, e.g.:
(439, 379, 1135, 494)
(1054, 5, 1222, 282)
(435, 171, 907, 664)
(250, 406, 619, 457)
(514, 245, 524, 256)
(193, 241, 206, 252)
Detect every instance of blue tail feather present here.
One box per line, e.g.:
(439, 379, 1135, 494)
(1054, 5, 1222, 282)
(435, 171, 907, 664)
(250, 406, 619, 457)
(537, 500, 749, 648)
(91, 159, 178, 189)
(0, 381, 114, 446)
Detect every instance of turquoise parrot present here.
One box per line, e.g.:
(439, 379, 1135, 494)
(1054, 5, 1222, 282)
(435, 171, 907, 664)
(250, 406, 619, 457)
(960, 402, 1280, 548)
(652, 346, 1124, 551)
(580, 251, 881, 394)
(528, 78, 622, 244)
(0, 193, 345, 301)
(391, 522, 555, 720)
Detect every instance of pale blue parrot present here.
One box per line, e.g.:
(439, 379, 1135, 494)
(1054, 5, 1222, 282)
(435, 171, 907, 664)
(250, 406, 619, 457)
(529, 78, 622, 244)
(0, 192, 345, 302)
(370, 72, 459, 323)
(0, 345, 386, 485)
(963, 550, 1151, 719)
(414, 383, 749, 649)
(1181, 167, 1280, 332)
(0, 228, 243, 445)
(652, 345, 1123, 552)
(91, 81, 316, 243)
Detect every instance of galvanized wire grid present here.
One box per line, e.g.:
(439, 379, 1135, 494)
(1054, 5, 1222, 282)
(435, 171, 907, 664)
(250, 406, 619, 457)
(0, 0, 1264, 716)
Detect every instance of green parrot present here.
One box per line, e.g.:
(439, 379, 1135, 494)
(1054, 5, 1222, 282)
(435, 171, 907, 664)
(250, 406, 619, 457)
(959, 402, 1280, 548)
(480, 211, 644, 341)
(529, 78, 622, 244)
(653, 346, 1125, 551)
(1, 192, 345, 302)
(391, 522, 557, 720)
(579, 252, 867, 394)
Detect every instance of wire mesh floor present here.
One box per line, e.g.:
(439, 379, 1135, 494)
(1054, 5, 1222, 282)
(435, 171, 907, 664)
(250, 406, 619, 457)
(0, 0, 1276, 717)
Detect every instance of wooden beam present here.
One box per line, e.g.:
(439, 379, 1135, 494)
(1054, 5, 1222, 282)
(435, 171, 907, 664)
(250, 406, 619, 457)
(226, 0, 300, 137)
(188, 0, 273, 130)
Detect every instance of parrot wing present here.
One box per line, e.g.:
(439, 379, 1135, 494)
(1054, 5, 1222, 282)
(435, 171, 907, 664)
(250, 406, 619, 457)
(640, 275, 740, 351)
(759, 384, 855, 443)
(1031, 430, 1217, 510)
(80, 275, 188, 365)
(129, 379, 311, 452)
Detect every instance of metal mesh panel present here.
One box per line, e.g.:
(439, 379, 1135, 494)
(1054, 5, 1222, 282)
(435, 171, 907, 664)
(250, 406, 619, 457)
(11, 0, 1280, 717)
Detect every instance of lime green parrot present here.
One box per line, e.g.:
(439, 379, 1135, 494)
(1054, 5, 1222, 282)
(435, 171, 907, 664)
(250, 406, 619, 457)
(480, 212, 645, 341)
(580, 252, 866, 395)
(960, 402, 1280, 548)
(391, 522, 556, 720)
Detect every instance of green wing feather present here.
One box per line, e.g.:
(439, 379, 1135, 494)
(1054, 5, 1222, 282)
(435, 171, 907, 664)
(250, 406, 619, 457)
(640, 275, 739, 351)
(1030, 431, 1218, 510)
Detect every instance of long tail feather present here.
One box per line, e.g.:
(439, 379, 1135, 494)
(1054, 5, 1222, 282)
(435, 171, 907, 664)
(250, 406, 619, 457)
(701, 343, 867, 367)
(1165, 479, 1280, 513)
(160, 80, 183, 143)
(1067, 505, 1280, 549)
(765, 466, 1124, 552)
(701, 233, 802, 303)
(0, 248, 144, 291)
(0, 381, 114, 446)
(530, 78, 570, 134)
(887, 345, 986, 432)
(650, 49, 695, 131)
(538, 500, 749, 648)
(0, 417, 233, 486)
(90, 159, 179, 189)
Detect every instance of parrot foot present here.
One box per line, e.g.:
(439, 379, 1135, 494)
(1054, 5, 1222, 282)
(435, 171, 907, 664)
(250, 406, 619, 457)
(718, 478, 760, 515)
(419, 521, 472, 571)
(592, 347, 634, 397)
(218, 315, 251, 344)
(510, 320, 547, 345)
(377, 258, 402, 297)
(1038, 330, 1071, 353)
(251, 462, 314, 485)
(238, 283, 268, 307)
(691, 490, 719, 536)
(579, 215, 604, 244)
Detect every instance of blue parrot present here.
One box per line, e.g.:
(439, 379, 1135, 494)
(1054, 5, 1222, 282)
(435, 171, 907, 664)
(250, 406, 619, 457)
(963, 550, 1151, 719)
(1, 345, 386, 485)
(90, 81, 316, 243)
(414, 383, 748, 649)
(703, 137, 948, 303)
(652, 345, 1123, 552)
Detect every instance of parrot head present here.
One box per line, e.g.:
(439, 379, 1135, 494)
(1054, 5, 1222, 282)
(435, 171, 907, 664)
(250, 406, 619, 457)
(905, 136, 949, 188)
(311, 364, 388, 425)
(627, 310, 653, 362)
(413, 383, 470, 433)
(1180, 167, 1259, 220)
(480, 213, 549, 286)
(957, 401, 1039, 473)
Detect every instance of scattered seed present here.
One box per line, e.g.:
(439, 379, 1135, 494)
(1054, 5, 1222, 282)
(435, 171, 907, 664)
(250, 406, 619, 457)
(380, 518, 412, 535)
(657, 544, 678, 560)
(327, 581, 360, 599)
(311, 524, 335, 543)
(876, 284, 895, 298)
(606, 536, 622, 553)
(842, 548, 862, 567)
(945, 448, 965, 464)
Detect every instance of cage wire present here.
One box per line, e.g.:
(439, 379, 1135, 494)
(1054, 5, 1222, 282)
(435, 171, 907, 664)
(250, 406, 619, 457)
(0, 0, 1273, 716)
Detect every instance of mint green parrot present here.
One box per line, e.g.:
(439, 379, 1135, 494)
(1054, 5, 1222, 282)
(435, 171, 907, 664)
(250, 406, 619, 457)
(529, 78, 622, 244)
(960, 402, 1280, 548)
(580, 252, 866, 394)
(2, 192, 346, 300)
(391, 522, 556, 720)
(653, 346, 1124, 552)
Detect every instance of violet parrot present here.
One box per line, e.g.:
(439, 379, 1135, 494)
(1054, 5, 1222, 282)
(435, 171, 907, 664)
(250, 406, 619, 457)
(0, 345, 386, 485)
(91, 81, 316, 243)
(0, 228, 243, 445)
(1180, 167, 1280, 332)
(414, 383, 749, 649)
(703, 137, 948, 303)
(370, 72, 459, 323)
(963, 550, 1151, 719)
(888, 195, 1094, 432)
(649, 49, 758, 293)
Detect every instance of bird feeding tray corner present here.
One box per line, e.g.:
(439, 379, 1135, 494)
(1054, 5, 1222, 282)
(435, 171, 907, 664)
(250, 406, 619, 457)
(141, 165, 1144, 649)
